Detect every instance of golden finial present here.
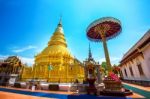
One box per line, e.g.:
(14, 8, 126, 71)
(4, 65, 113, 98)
(58, 14, 62, 27)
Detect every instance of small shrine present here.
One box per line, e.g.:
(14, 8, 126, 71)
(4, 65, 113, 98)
(83, 44, 101, 95)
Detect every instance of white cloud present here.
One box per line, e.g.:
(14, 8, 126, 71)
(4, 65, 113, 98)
(19, 56, 34, 66)
(0, 55, 8, 58)
(99, 58, 105, 63)
(0, 54, 8, 60)
(12, 45, 37, 53)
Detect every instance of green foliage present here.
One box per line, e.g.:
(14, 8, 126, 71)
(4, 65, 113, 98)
(101, 61, 107, 70)
(101, 61, 107, 75)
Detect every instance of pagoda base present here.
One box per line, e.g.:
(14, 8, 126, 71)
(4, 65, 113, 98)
(87, 86, 97, 95)
(86, 78, 97, 95)
(100, 88, 133, 96)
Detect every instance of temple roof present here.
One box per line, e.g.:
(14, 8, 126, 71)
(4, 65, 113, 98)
(0, 56, 22, 67)
(120, 29, 150, 63)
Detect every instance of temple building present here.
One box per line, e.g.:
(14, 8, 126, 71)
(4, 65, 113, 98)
(119, 29, 150, 86)
(22, 19, 85, 83)
(0, 56, 23, 86)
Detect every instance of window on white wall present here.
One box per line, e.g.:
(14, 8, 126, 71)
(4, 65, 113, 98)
(137, 63, 144, 75)
(129, 67, 134, 76)
(124, 68, 128, 77)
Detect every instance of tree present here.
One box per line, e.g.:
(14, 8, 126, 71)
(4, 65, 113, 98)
(101, 61, 107, 75)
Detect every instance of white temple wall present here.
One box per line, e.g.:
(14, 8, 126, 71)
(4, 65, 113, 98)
(133, 56, 142, 80)
(121, 44, 150, 81)
(121, 65, 125, 79)
(142, 44, 150, 80)
(130, 61, 138, 79)
(137, 55, 148, 80)
(126, 63, 132, 79)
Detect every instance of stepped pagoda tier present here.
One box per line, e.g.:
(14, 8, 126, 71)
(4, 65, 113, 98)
(35, 20, 72, 66)
(22, 19, 85, 83)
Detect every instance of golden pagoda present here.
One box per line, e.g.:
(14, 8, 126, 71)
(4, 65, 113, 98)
(22, 19, 85, 83)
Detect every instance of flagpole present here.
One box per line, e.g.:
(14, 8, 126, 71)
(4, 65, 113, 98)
(48, 70, 50, 82)
(48, 63, 52, 82)
(48, 64, 50, 82)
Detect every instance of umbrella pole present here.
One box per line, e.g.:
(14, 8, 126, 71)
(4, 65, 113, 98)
(100, 31, 112, 73)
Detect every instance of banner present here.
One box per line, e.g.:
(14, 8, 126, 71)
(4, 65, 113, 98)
(48, 65, 53, 71)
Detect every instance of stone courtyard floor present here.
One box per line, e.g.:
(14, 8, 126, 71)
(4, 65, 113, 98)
(123, 82, 150, 99)
(0, 82, 149, 99)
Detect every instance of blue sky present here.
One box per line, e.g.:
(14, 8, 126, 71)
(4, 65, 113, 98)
(0, 0, 150, 65)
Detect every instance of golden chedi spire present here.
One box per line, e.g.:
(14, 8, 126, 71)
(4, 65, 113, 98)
(22, 18, 85, 83)
(48, 18, 67, 47)
(36, 18, 72, 60)
(33, 18, 74, 82)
